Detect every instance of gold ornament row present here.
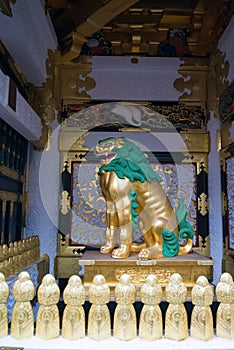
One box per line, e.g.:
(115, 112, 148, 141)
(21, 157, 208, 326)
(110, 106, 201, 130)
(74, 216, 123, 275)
(0, 271, 233, 341)
(0, 235, 40, 279)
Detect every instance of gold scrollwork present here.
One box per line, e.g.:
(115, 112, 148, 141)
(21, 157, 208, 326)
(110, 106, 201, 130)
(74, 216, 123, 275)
(136, 260, 157, 266)
(198, 193, 209, 216)
(70, 134, 89, 151)
(60, 191, 70, 215)
(174, 60, 207, 106)
(60, 58, 95, 103)
(115, 268, 174, 284)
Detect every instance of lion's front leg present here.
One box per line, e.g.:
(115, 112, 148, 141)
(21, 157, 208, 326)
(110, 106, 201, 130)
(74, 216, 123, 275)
(112, 203, 132, 259)
(100, 227, 118, 254)
(112, 224, 132, 258)
(100, 202, 118, 254)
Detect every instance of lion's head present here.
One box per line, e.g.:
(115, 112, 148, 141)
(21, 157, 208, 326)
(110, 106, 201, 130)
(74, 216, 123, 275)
(95, 137, 162, 183)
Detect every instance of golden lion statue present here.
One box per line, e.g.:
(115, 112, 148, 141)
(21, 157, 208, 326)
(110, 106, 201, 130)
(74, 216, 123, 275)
(95, 137, 194, 260)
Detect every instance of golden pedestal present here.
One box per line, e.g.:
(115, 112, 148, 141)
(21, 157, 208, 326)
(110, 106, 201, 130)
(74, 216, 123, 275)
(55, 251, 213, 297)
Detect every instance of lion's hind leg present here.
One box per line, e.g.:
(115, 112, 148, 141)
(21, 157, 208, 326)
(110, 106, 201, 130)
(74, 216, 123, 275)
(137, 221, 164, 260)
(137, 216, 179, 260)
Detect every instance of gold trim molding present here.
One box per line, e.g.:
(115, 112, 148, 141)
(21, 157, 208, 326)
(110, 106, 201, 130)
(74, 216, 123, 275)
(180, 132, 209, 153)
(0, 165, 18, 180)
(0, 191, 17, 201)
(198, 193, 209, 216)
(174, 58, 208, 109)
(58, 57, 95, 104)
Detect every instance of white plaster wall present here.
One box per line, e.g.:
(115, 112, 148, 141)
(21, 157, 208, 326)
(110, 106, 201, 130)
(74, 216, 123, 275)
(89, 56, 182, 101)
(0, 80, 42, 141)
(218, 15, 234, 84)
(25, 122, 60, 274)
(0, 0, 57, 86)
(207, 113, 223, 284)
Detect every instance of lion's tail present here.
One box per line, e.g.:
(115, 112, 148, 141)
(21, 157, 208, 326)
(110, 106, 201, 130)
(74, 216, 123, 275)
(179, 238, 193, 255)
(176, 199, 194, 256)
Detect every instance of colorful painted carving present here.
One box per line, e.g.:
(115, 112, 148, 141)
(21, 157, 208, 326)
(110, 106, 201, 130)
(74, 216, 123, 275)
(157, 28, 190, 57)
(80, 31, 113, 56)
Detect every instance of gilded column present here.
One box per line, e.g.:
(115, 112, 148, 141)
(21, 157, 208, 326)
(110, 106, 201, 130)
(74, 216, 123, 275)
(2, 244, 9, 279)
(8, 242, 15, 276)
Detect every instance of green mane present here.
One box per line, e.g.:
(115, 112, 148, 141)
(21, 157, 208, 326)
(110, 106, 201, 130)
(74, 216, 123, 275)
(98, 137, 162, 183)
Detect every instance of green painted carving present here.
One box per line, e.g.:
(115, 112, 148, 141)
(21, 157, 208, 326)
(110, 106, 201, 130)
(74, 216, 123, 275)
(176, 198, 194, 240)
(162, 228, 180, 257)
(98, 137, 162, 183)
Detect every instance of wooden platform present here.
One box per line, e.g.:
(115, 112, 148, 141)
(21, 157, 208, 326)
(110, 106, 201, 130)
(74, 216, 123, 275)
(55, 251, 213, 296)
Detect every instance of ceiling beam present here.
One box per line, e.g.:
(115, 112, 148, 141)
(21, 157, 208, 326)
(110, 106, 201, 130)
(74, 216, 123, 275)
(53, 0, 104, 39)
(62, 0, 140, 60)
(76, 0, 141, 36)
(0, 0, 16, 16)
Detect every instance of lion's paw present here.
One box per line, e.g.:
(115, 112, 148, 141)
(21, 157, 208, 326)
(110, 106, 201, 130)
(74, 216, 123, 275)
(100, 245, 114, 254)
(138, 248, 151, 260)
(138, 246, 161, 260)
(112, 246, 130, 259)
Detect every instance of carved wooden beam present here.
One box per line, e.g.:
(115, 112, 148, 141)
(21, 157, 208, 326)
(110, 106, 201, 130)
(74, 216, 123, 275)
(76, 0, 140, 36)
(189, 0, 232, 56)
(62, 0, 139, 60)
(0, 0, 16, 16)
